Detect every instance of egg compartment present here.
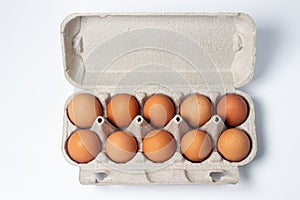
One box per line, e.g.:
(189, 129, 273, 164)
(61, 13, 257, 184)
(62, 89, 256, 184)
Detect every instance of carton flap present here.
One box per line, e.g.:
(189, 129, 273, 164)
(61, 13, 256, 91)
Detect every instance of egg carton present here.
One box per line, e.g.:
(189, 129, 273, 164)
(61, 12, 257, 185)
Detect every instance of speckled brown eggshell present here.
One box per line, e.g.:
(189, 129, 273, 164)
(217, 93, 249, 127)
(142, 130, 176, 163)
(181, 130, 213, 162)
(217, 128, 251, 162)
(180, 94, 213, 127)
(105, 131, 138, 163)
(143, 94, 175, 128)
(107, 94, 140, 128)
(67, 93, 103, 128)
(66, 130, 101, 164)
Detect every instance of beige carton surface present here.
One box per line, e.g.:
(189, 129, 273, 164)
(61, 13, 257, 185)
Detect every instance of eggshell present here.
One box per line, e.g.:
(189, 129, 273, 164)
(105, 131, 138, 163)
(142, 130, 176, 163)
(180, 94, 213, 127)
(67, 93, 103, 128)
(107, 94, 140, 128)
(143, 94, 175, 128)
(66, 130, 101, 163)
(216, 94, 248, 127)
(180, 130, 212, 162)
(217, 128, 251, 162)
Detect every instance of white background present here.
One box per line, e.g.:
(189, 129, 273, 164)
(1, 0, 299, 199)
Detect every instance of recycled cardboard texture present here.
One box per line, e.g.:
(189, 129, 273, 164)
(61, 13, 257, 185)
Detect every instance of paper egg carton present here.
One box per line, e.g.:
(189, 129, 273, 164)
(61, 12, 257, 185)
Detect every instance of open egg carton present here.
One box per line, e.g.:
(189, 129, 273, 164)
(61, 13, 257, 185)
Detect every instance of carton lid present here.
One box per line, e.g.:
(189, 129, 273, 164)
(61, 13, 256, 91)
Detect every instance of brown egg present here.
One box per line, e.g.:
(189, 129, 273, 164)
(66, 130, 101, 163)
(107, 94, 140, 128)
(67, 93, 103, 128)
(217, 128, 251, 162)
(105, 131, 138, 163)
(180, 130, 212, 162)
(143, 94, 175, 128)
(180, 94, 213, 127)
(217, 94, 248, 127)
(142, 130, 176, 163)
